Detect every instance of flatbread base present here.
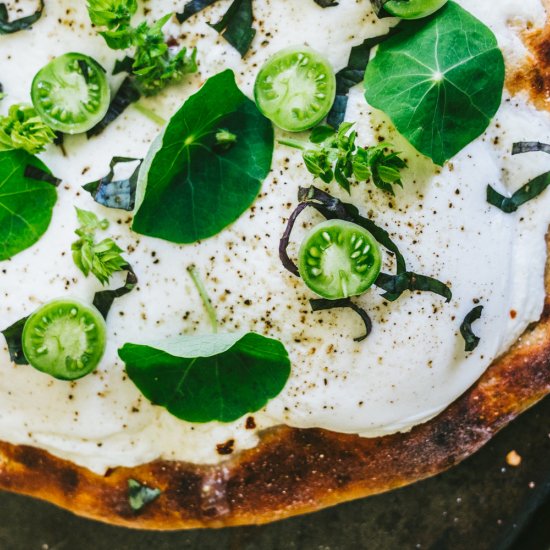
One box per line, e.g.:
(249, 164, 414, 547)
(0, 240, 548, 529)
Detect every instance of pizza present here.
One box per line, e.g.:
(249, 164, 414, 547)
(0, 0, 549, 528)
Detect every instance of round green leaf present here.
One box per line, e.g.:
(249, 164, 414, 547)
(0, 150, 57, 261)
(132, 69, 274, 243)
(119, 332, 291, 423)
(364, 1, 505, 166)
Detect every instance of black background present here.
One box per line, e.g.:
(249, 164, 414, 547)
(0, 397, 549, 550)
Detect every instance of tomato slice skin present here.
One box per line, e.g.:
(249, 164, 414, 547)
(298, 220, 382, 300)
(254, 47, 336, 132)
(22, 299, 107, 381)
(383, 0, 448, 19)
(31, 53, 111, 135)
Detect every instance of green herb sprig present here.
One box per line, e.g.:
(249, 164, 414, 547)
(0, 104, 55, 155)
(87, 1, 197, 96)
(279, 123, 406, 195)
(72, 208, 128, 285)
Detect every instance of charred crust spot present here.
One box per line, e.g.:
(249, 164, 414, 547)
(216, 440, 235, 456)
(508, 25, 550, 111)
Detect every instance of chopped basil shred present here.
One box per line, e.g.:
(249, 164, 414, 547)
(0, 1, 44, 34)
(83, 157, 142, 211)
(310, 298, 372, 342)
(375, 272, 452, 302)
(487, 171, 550, 214)
(178, 0, 256, 56)
(1, 317, 28, 365)
(128, 479, 161, 512)
(460, 305, 484, 352)
(93, 265, 138, 319)
(88, 77, 141, 137)
(512, 142, 550, 156)
(23, 164, 61, 187)
(209, 0, 256, 57)
(328, 25, 402, 128)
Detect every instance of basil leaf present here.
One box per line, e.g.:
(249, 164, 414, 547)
(133, 70, 273, 244)
(83, 157, 141, 211)
(128, 479, 161, 512)
(364, 2, 505, 166)
(487, 171, 550, 214)
(512, 142, 550, 156)
(93, 264, 138, 319)
(87, 77, 141, 138)
(0, 150, 57, 261)
(310, 298, 372, 342)
(209, 0, 255, 57)
(0, 1, 43, 34)
(460, 305, 483, 352)
(328, 25, 401, 128)
(375, 271, 452, 302)
(1, 317, 28, 365)
(119, 333, 290, 423)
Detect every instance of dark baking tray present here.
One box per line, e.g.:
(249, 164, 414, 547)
(0, 396, 548, 550)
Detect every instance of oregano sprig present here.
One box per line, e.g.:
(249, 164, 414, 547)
(0, 104, 55, 155)
(71, 208, 128, 285)
(280, 123, 406, 194)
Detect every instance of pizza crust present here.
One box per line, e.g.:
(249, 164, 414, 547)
(0, 238, 548, 529)
(1, 16, 550, 530)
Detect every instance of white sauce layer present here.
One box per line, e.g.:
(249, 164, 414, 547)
(0, 0, 549, 473)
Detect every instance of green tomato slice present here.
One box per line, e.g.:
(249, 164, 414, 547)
(298, 220, 382, 300)
(383, 0, 448, 19)
(31, 53, 111, 134)
(22, 299, 107, 381)
(254, 47, 336, 132)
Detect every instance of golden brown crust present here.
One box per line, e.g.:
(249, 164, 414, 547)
(1, 11, 550, 531)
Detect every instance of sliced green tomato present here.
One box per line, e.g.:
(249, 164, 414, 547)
(31, 53, 110, 134)
(254, 47, 336, 132)
(298, 220, 382, 300)
(22, 299, 107, 381)
(383, 0, 448, 19)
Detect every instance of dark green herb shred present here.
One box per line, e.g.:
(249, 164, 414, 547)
(487, 171, 550, 214)
(209, 0, 256, 57)
(24, 165, 61, 187)
(177, 0, 220, 23)
(327, 25, 402, 128)
(460, 305, 484, 352)
(375, 272, 452, 302)
(310, 298, 372, 342)
(1, 316, 29, 365)
(512, 142, 550, 156)
(87, 77, 141, 138)
(93, 265, 138, 319)
(0, 1, 44, 34)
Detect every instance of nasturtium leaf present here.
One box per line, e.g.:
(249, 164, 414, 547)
(364, 1, 505, 166)
(133, 70, 273, 243)
(0, 150, 57, 261)
(119, 332, 291, 423)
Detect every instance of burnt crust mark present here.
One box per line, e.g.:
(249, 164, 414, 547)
(508, 22, 550, 110)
